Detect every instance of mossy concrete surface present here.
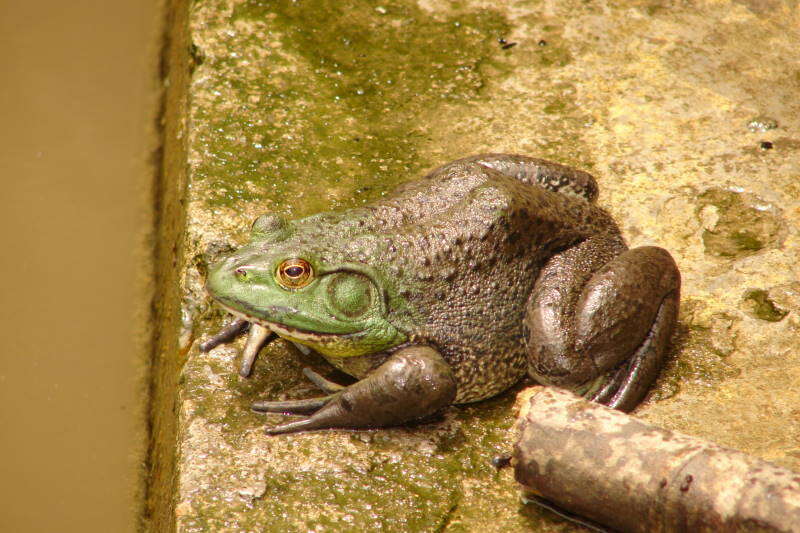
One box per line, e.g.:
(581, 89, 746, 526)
(174, 0, 800, 530)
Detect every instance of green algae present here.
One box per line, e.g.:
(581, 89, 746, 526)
(536, 42, 572, 68)
(742, 289, 789, 322)
(184, 466, 456, 531)
(543, 99, 568, 115)
(696, 188, 784, 258)
(649, 302, 741, 401)
(649, 326, 741, 401)
(173, 0, 800, 529)
(181, 321, 539, 531)
(193, 0, 512, 214)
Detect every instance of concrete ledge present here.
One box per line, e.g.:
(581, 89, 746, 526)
(165, 0, 800, 530)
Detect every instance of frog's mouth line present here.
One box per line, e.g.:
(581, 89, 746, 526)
(214, 299, 348, 343)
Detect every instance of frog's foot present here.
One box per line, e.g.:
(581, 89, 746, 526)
(199, 318, 249, 352)
(199, 318, 275, 377)
(526, 243, 680, 412)
(253, 346, 457, 435)
(250, 369, 343, 413)
(252, 395, 335, 415)
(301, 367, 346, 393)
(237, 324, 274, 377)
(587, 289, 679, 410)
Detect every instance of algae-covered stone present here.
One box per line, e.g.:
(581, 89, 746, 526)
(741, 288, 790, 322)
(173, 0, 800, 530)
(696, 187, 785, 258)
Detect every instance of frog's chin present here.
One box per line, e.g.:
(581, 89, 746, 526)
(216, 302, 351, 344)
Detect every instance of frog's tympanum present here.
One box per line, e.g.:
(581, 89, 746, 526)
(202, 154, 680, 434)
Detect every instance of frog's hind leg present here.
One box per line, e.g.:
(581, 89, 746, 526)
(302, 367, 346, 393)
(252, 396, 334, 415)
(254, 346, 457, 435)
(249, 369, 346, 416)
(525, 238, 680, 412)
(433, 154, 600, 202)
(588, 290, 679, 409)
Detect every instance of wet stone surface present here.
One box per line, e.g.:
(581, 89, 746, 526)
(175, 0, 800, 530)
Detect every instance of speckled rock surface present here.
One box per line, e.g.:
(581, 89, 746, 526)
(174, 0, 800, 530)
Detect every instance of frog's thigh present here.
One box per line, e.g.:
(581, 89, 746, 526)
(428, 154, 599, 202)
(525, 243, 680, 411)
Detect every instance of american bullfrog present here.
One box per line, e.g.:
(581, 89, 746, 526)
(202, 154, 680, 434)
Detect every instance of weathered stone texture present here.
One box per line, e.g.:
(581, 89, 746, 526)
(174, 0, 800, 530)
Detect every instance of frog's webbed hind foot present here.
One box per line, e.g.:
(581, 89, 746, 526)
(255, 346, 457, 435)
(250, 368, 343, 414)
(252, 395, 336, 415)
(526, 241, 680, 412)
(301, 367, 346, 393)
(588, 291, 679, 410)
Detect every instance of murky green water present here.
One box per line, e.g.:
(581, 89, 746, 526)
(0, 2, 160, 531)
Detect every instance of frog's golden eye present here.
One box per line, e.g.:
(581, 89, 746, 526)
(276, 258, 313, 289)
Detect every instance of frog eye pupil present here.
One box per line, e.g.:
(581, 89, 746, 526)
(285, 266, 303, 277)
(276, 258, 313, 289)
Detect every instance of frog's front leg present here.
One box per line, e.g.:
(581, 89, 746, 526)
(525, 238, 680, 412)
(200, 319, 275, 377)
(199, 318, 249, 352)
(252, 346, 457, 435)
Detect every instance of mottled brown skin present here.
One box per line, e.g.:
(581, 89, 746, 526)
(204, 154, 681, 433)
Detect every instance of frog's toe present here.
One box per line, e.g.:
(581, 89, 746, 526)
(251, 394, 335, 415)
(302, 367, 346, 393)
(239, 324, 275, 377)
(264, 417, 332, 435)
(590, 291, 679, 411)
(262, 346, 456, 435)
(199, 318, 249, 352)
(526, 244, 680, 412)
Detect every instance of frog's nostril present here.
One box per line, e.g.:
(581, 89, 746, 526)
(234, 267, 250, 281)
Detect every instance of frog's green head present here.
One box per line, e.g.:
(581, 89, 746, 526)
(206, 214, 407, 357)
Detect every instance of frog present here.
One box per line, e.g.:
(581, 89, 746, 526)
(201, 154, 681, 435)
